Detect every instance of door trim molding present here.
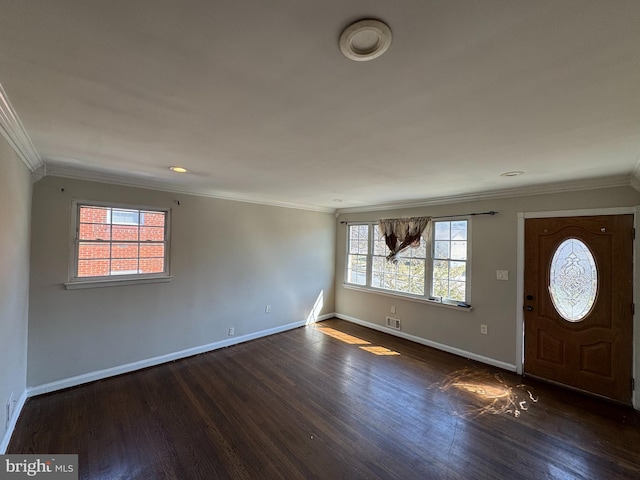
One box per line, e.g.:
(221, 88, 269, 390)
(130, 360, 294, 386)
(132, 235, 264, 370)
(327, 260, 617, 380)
(516, 206, 638, 410)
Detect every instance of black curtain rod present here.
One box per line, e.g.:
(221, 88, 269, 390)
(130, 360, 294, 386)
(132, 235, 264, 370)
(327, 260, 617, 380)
(339, 210, 498, 224)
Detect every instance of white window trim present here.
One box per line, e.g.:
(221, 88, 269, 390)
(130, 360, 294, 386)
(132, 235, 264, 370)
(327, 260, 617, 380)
(65, 199, 172, 290)
(342, 283, 473, 312)
(343, 218, 472, 310)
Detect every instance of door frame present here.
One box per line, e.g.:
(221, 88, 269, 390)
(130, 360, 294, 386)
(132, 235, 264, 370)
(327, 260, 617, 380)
(516, 206, 639, 410)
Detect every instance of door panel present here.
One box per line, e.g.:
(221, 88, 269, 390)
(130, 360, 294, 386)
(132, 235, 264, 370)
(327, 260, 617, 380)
(524, 215, 633, 403)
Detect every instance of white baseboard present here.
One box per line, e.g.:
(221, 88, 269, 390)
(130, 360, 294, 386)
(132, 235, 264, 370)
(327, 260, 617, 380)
(0, 389, 28, 454)
(28, 314, 334, 398)
(335, 313, 517, 372)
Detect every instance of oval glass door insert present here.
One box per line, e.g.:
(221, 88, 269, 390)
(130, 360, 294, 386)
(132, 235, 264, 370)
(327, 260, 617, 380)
(549, 238, 598, 322)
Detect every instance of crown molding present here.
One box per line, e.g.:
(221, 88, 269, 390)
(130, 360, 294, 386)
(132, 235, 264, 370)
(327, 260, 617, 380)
(36, 163, 637, 216)
(43, 164, 335, 214)
(630, 161, 640, 192)
(0, 83, 42, 171)
(336, 175, 633, 215)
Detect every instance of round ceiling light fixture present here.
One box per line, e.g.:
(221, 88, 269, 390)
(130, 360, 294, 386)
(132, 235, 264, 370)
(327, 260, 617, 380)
(339, 19, 392, 62)
(169, 166, 188, 173)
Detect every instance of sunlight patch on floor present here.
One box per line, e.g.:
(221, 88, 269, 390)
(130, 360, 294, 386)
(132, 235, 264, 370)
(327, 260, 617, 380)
(435, 368, 538, 418)
(359, 346, 401, 356)
(316, 327, 370, 345)
(315, 326, 401, 356)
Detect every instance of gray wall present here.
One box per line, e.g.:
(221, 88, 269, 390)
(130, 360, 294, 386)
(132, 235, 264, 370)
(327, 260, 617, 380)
(335, 186, 640, 369)
(28, 176, 335, 387)
(0, 136, 31, 445)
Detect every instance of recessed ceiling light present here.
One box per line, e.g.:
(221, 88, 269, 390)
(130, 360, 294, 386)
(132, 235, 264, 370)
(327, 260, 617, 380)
(500, 171, 524, 177)
(169, 166, 188, 173)
(339, 19, 392, 62)
(333, 199, 343, 203)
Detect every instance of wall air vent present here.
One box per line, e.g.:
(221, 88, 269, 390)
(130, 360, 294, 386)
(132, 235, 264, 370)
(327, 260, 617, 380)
(386, 316, 401, 330)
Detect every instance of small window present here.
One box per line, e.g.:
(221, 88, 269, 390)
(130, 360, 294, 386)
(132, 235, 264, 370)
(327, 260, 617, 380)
(68, 201, 171, 287)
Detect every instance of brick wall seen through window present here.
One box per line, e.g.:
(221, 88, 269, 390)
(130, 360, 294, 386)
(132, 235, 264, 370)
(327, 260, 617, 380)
(76, 205, 168, 278)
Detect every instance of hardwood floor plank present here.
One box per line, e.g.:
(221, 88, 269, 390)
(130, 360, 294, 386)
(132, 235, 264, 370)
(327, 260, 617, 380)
(9, 318, 640, 479)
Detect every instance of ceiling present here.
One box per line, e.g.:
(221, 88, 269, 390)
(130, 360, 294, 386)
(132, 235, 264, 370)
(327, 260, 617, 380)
(1, 0, 639, 212)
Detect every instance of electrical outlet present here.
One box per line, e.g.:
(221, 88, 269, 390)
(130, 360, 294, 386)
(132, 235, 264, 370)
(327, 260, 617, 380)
(480, 324, 488, 335)
(265, 305, 271, 313)
(228, 327, 235, 336)
(391, 306, 396, 314)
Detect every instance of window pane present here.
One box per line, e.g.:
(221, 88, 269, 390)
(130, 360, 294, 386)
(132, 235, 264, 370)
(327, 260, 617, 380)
(451, 221, 467, 240)
(409, 276, 424, 295)
(357, 240, 368, 253)
(432, 279, 449, 298)
(409, 259, 424, 277)
(111, 258, 139, 275)
(112, 225, 139, 242)
(434, 222, 450, 240)
(373, 228, 387, 255)
(371, 257, 384, 287)
(385, 274, 397, 290)
(140, 243, 165, 258)
(78, 259, 110, 277)
(450, 261, 466, 281)
(349, 225, 369, 254)
(347, 254, 367, 285)
(451, 241, 467, 260)
(433, 260, 449, 279)
(411, 238, 427, 258)
(79, 207, 109, 224)
(434, 241, 450, 259)
(78, 242, 110, 260)
(141, 211, 165, 226)
(112, 209, 140, 225)
(449, 281, 466, 301)
(140, 226, 165, 242)
(140, 257, 165, 274)
(111, 243, 139, 259)
(79, 223, 111, 241)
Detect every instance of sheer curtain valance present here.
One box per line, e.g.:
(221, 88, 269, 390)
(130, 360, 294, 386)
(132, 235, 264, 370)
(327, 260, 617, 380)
(378, 216, 431, 262)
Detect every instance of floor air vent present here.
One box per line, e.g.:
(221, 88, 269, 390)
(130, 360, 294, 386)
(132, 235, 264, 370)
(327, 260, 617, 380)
(386, 317, 401, 330)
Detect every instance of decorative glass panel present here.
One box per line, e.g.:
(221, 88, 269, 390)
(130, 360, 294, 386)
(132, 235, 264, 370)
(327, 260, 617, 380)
(549, 238, 597, 322)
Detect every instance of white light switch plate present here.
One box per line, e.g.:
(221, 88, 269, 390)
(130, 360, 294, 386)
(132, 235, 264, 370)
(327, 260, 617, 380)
(496, 270, 509, 281)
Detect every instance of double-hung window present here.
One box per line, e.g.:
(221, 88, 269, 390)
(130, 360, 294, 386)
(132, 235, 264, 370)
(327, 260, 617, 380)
(346, 219, 470, 305)
(66, 200, 171, 288)
(432, 220, 468, 302)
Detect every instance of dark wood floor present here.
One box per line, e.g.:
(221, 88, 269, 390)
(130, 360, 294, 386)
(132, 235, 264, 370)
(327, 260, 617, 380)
(9, 318, 640, 479)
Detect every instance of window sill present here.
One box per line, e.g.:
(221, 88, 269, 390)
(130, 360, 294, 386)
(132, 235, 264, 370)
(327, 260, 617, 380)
(65, 275, 173, 290)
(342, 283, 473, 311)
